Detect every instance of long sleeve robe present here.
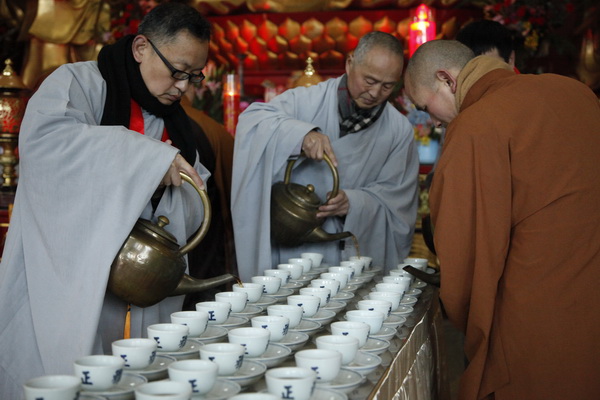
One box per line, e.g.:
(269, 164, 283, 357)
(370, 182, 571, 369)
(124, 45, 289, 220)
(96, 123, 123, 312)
(231, 76, 419, 281)
(0, 61, 209, 398)
(430, 58, 600, 400)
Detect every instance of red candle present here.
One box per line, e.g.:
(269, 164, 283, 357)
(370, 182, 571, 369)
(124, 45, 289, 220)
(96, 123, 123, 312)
(223, 74, 240, 136)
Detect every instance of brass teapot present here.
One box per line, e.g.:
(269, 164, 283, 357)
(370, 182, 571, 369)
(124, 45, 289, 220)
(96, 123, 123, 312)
(108, 173, 235, 308)
(271, 153, 353, 247)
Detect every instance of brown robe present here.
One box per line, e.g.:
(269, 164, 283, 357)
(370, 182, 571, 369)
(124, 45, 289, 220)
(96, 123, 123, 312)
(430, 57, 600, 400)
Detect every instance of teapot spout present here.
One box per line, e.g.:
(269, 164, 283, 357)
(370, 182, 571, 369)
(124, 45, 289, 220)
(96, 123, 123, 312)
(171, 273, 237, 296)
(305, 227, 353, 243)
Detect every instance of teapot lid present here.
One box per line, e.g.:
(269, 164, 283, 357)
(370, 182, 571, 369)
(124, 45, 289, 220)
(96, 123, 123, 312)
(135, 216, 179, 248)
(286, 182, 321, 208)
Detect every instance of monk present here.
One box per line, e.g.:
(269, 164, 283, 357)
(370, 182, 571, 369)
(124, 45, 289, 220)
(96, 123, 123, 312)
(0, 4, 212, 397)
(231, 31, 419, 280)
(404, 39, 600, 400)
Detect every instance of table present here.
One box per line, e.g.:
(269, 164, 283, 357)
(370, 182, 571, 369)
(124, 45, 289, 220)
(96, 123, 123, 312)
(243, 275, 449, 400)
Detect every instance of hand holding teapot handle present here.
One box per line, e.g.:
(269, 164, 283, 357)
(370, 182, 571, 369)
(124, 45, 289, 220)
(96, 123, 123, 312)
(302, 130, 338, 167)
(161, 153, 205, 190)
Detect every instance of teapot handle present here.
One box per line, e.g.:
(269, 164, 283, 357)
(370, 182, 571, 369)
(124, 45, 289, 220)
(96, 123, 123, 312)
(178, 172, 212, 256)
(283, 152, 340, 200)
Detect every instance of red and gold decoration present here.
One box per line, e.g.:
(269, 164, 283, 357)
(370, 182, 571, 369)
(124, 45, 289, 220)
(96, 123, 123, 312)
(409, 4, 436, 56)
(0, 59, 28, 190)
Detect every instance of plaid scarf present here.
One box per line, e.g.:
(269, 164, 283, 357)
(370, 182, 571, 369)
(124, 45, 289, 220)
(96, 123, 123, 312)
(338, 74, 385, 136)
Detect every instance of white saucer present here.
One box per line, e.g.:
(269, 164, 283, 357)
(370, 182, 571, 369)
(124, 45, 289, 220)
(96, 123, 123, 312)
(344, 350, 382, 376)
(289, 319, 322, 336)
(289, 275, 313, 285)
(277, 331, 310, 352)
(321, 301, 346, 314)
(214, 315, 250, 330)
(81, 372, 146, 399)
(366, 266, 383, 274)
(191, 326, 228, 344)
(382, 314, 407, 330)
(264, 287, 294, 299)
(315, 368, 365, 394)
(411, 280, 427, 289)
(231, 304, 264, 318)
(303, 309, 337, 326)
(352, 275, 373, 284)
(157, 339, 202, 360)
(360, 338, 391, 355)
(369, 326, 397, 341)
(348, 278, 365, 287)
(404, 288, 422, 298)
(332, 291, 355, 302)
(390, 305, 414, 317)
(222, 359, 267, 388)
(192, 378, 241, 399)
(260, 386, 348, 400)
(246, 342, 292, 368)
(282, 281, 304, 290)
(340, 284, 361, 293)
(254, 296, 278, 307)
(400, 295, 418, 307)
(127, 354, 176, 382)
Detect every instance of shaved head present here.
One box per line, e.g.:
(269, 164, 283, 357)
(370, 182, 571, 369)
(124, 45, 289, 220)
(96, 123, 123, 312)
(405, 40, 475, 90)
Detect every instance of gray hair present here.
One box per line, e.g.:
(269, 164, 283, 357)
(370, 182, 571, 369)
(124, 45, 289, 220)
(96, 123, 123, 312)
(353, 31, 404, 64)
(405, 40, 475, 89)
(138, 3, 211, 45)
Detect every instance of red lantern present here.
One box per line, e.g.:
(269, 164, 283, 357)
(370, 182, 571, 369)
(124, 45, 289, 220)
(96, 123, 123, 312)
(409, 4, 436, 57)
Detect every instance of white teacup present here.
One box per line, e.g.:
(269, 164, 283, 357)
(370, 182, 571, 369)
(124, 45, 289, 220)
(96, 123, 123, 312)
(375, 282, 406, 296)
(168, 359, 218, 396)
(287, 294, 320, 317)
(310, 278, 341, 296)
(382, 276, 412, 293)
(330, 321, 370, 347)
(265, 367, 317, 400)
(277, 263, 304, 280)
(199, 342, 245, 376)
(215, 291, 248, 313)
(251, 315, 290, 342)
(340, 259, 365, 277)
(328, 266, 354, 279)
(251, 275, 282, 295)
(73, 355, 125, 392)
(299, 287, 331, 307)
(288, 257, 312, 274)
(195, 301, 231, 324)
(264, 269, 291, 285)
(357, 299, 393, 318)
(394, 264, 417, 278)
(228, 327, 271, 357)
(135, 380, 192, 400)
(170, 310, 209, 337)
(320, 272, 349, 289)
(315, 334, 360, 365)
(301, 252, 324, 268)
(267, 304, 304, 328)
(232, 282, 264, 303)
(368, 291, 402, 311)
(294, 349, 342, 382)
(23, 375, 81, 400)
(345, 309, 385, 335)
(111, 338, 157, 370)
(147, 323, 189, 352)
(350, 255, 372, 269)
(403, 257, 428, 271)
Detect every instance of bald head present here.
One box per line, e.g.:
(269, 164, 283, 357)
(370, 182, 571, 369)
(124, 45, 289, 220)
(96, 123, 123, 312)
(405, 40, 475, 90)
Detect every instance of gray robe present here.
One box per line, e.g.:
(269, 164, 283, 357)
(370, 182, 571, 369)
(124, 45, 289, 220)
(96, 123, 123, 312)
(0, 62, 210, 397)
(231, 76, 419, 281)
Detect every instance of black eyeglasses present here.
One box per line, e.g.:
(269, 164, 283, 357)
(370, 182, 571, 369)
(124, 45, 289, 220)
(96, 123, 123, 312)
(147, 39, 205, 84)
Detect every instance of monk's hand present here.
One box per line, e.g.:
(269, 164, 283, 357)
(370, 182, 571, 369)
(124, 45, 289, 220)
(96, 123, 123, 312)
(302, 130, 338, 167)
(161, 153, 205, 190)
(317, 190, 349, 218)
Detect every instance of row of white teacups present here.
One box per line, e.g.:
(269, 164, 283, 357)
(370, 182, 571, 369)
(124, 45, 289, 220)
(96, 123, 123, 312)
(22, 254, 428, 400)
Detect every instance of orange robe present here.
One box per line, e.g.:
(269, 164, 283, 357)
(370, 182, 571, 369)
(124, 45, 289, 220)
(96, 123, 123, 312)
(430, 58, 600, 400)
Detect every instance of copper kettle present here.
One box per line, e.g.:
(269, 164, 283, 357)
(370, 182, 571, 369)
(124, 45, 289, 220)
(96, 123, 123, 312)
(108, 172, 235, 308)
(271, 153, 353, 247)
